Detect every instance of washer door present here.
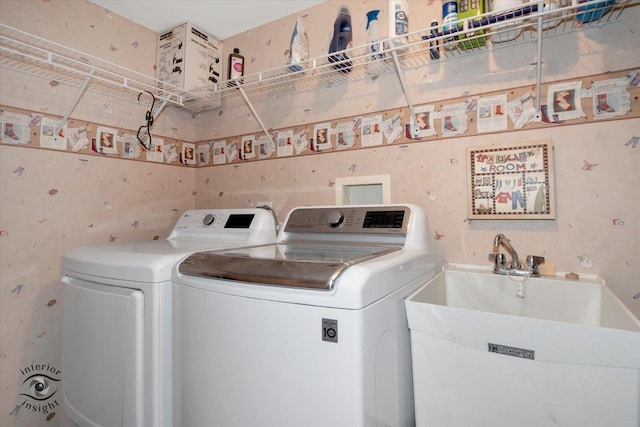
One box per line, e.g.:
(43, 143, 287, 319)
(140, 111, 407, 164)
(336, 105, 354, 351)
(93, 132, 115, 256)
(179, 243, 399, 290)
(62, 276, 144, 427)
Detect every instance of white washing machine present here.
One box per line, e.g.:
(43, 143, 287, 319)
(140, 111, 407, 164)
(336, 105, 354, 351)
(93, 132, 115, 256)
(60, 208, 277, 427)
(173, 204, 440, 427)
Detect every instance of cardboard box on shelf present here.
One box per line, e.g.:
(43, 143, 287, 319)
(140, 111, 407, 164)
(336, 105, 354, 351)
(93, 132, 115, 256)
(458, 0, 488, 50)
(156, 23, 222, 110)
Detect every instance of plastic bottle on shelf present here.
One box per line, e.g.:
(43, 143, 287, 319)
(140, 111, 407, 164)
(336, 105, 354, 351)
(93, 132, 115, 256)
(575, 0, 615, 23)
(442, 0, 458, 49)
(388, 0, 409, 48)
(530, 0, 570, 32)
(287, 17, 309, 72)
(429, 20, 440, 60)
(489, 0, 525, 43)
(228, 48, 244, 86)
(366, 10, 387, 75)
(328, 7, 353, 73)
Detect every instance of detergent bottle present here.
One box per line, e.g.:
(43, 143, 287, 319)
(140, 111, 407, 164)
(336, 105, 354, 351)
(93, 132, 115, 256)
(287, 16, 309, 72)
(388, 0, 409, 48)
(328, 7, 353, 73)
(489, 0, 524, 43)
(366, 10, 386, 75)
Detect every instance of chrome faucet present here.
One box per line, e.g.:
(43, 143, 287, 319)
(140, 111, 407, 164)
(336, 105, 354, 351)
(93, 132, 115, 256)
(493, 233, 519, 269)
(490, 233, 544, 277)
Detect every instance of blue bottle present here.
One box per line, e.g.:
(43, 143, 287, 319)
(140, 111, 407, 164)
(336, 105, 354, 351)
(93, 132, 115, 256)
(442, 0, 458, 48)
(328, 7, 353, 73)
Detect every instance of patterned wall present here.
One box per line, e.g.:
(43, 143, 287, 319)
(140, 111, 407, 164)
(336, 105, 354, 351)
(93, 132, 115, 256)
(1, 0, 639, 426)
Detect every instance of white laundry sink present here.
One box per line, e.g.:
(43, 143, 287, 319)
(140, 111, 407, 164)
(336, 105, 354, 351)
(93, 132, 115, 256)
(405, 264, 640, 427)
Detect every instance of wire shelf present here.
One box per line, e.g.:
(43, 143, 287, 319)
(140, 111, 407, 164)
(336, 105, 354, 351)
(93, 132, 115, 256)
(211, 0, 637, 108)
(0, 23, 198, 108)
(1, 0, 637, 115)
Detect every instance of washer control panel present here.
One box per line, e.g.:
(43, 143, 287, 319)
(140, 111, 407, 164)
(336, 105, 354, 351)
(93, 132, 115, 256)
(284, 206, 409, 234)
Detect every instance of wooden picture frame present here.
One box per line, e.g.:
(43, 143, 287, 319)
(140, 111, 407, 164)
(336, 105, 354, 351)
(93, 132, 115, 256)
(467, 140, 555, 220)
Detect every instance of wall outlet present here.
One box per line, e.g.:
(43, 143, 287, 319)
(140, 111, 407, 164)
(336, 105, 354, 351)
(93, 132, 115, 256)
(256, 201, 273, 209)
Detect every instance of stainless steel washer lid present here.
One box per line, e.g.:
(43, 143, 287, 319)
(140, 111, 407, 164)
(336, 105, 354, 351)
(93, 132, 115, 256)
(178, 243, 400, 290)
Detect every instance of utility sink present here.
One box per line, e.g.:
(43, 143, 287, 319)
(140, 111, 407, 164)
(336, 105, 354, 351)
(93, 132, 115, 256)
(405, 264, 640, 427)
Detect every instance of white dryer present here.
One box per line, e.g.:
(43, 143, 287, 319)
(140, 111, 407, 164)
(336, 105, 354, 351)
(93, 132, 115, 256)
(60, 208, 277, 427)
(173, 204, 441, 427)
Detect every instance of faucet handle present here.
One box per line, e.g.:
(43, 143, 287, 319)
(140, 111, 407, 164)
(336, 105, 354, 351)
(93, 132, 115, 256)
(526, 255, 545, 267)
(489, 253, 506, 267)
(526, 255, 545, 275)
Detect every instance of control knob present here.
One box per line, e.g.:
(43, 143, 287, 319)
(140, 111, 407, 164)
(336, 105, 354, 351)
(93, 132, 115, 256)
(327, 210, 344, 228)
(203, 214, 215, 226)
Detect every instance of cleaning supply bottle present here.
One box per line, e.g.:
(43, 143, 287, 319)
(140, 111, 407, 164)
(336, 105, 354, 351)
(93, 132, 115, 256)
(429, 20, 440, 60)
(287, 16, 309, 72)
(366, 10, 386, 75)
(328, 7, 353, 73)
(489, 0, 524, 43)
(442, 0, 458, 49)
(228, 48, 244, 86)
(532, 0, 570, 31)
(388, 0, 409, 48)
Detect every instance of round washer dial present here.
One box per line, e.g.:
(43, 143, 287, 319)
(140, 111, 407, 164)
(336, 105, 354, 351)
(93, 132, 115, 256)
(326, 210, 344, 228)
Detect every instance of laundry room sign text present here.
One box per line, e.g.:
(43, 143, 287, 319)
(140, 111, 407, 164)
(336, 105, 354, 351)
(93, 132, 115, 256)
(467, 140, 555, 219)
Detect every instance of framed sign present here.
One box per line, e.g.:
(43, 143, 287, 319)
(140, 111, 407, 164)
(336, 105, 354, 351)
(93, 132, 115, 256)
(467, 140, 555, 220)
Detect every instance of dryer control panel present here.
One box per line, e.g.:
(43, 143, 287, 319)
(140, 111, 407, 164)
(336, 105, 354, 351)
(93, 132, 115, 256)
(174, 211, 253, 230)
(168, 208, 276, 242)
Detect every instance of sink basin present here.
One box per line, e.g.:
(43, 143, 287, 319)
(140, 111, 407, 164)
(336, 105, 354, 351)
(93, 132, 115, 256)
(405, 264, 640, 427)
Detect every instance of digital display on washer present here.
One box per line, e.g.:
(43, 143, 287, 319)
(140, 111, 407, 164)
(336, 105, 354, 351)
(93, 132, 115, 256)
(224, 214, 255, 229)
(363, 210, 405, 228)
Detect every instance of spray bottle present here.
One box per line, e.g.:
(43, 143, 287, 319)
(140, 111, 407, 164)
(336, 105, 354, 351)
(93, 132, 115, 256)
(366, 10, 386, 75)
(388, 0, 409, 48)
